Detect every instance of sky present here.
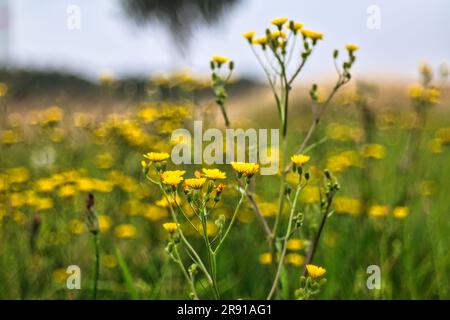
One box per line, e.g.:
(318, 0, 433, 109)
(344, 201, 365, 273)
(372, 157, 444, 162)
(4, 0, 450, 81)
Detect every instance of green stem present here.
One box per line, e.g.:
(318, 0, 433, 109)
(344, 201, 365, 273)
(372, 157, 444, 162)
(172, 239, 199, 300)
(92, 233, 100, 300)
(267, 183, 302, 300)
(213, 182, 248, 255)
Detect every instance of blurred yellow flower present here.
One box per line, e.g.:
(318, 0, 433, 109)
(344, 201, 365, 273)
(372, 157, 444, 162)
(368, 205, 389, 218)
(362, 144, 386, 160)
(300, 186, 320, 203)
(52, 268, 68, 283)
(253, 36, 268, 46)
(99, 215, 111, 233)
(163, 222, 178, 234)
(0, 82, 8, 97)
(202, 168, 226, 180)
(306, 264, 326, 278)
(242, 31, 255, 42)
(286, 238, 305, 251)
(393, 207, 409, 219)
(58, 185, 77, 198)
(211, 55, 229, 65)
(345, 44, 359, 52)
(333, 197, 362, 216)
(259, 252, 273, 265)
(114, 224, 137, 238)
(96, 152, 114, 169)
(285, 253, 305, 267)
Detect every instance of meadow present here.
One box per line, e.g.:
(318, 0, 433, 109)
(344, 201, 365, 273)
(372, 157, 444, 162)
(0, 18, 449, 300)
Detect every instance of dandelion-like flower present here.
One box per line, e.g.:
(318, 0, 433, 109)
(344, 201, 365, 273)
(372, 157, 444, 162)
(211, 55, 229, 66)
(143, 152, 170, 162)
(202, 168, 227, 180)
(271, 17, 289, 28)
(242, 31, 256, 43)
(393, 206, 409, 219)
(161, 170, 185, 186)
(291, 154, 310, 166)
(301, 29, 324, 41)
(253, 36, 268, 47)
(345, 44, 359, 53)
(184, 178, 207, 190)
(306, 264, 326, 278)
(163, 222, 178, 234)
(231, 162, 260, 177)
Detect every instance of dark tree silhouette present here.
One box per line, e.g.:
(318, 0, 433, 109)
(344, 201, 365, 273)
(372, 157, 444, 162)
(120, 0, 241, 51)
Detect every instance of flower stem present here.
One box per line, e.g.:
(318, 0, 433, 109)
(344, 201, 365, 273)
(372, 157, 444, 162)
(92, 233, 100, 300)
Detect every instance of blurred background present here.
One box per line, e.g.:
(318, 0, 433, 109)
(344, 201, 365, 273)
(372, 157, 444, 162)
(0, 0, 449, 300)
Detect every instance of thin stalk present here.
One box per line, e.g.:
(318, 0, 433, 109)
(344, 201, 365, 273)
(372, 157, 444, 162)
(213, 182, 248, 255)
(172, 240, 199, 300)
(92, 233, 100, 300)
(267, 183, 302, 300)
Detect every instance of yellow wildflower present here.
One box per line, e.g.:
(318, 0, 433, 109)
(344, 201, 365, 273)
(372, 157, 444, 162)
(161, 170, 185, 186)
(290, 22, 303, 31)
(362, 144, 386, 159)
(393, 207, 409, 219)
(368, 205, 389, 218)
(259, 252, 273, 265)
(306, 264, 326, 278)
(202, 168, 226, 180)
(163, 222, 178, 234)
(58, 185, 77, 198)
(242, 31, 255, 42)
(345, 44, 359, 53)
(143, 152, 170, 162)
(69, 219, 85, 235)
(231, 162, 260, 177)
(301, 29, 324, 41)
(184, 178, 206, 190)
(253, 36, 267, 46)
(99, 215, 111, 233)
(291, 154, 310, 166)
(114, 224, 137, 238)
(211, 55, 229, 66)
(287, 238, 305, 251)
(285, 253, 305, 267)
(271, 17, 289, 28)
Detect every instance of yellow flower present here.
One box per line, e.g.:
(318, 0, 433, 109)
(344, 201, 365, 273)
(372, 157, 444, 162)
(211, 55, 229, 65)
(345, 44, 359, 53)
(242, 31, 255, 42)
(259, 252, 273, 265)
(291, 154, 310, 166)
(163, 222, 178, 234)
(202, 168, 226, 180)
(368, 205, 389, 218)
(301, 29, 324, 41)
(58, 185, 77, 198)
(362, 144, 386, 160)
(285, 253, 305, 267)
(114, 224, 137, 238)
(271, 17, 289, 28)
(161, 170, 185, 186)
(231, 162, 260, 177)
(270, 30, 286, 39)
(290, 22, 303, 31)
(99, 215, 111, 233)
(184, 178, 206, 190)
(253, 36, 268, 46)
(286, 238, 305, 251)
(393, 207, 409, 219)
(306, 264, 326, 278)
(0, 82, 8, 97)
(96, 152, 114, 169)
(143, 152, 170, 162)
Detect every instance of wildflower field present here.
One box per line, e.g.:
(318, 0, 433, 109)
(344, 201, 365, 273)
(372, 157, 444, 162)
(0, 16, 449, 300)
